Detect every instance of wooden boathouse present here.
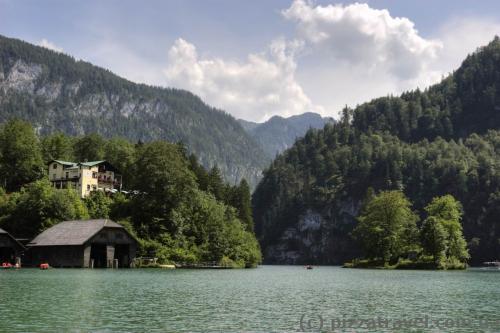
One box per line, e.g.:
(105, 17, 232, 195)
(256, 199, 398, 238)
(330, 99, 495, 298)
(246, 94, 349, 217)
(28, 219, 137, 268)
(0, 228, 25, 264)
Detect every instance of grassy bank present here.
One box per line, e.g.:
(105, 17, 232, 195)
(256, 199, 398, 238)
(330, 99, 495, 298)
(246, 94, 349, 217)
(343, 257, 467, 270)
(133, 255, 257, 269)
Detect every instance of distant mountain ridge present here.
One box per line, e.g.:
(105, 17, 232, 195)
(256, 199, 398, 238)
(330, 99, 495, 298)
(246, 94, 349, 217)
(239, 112, 334, 157)
(0, 34, 269, 186)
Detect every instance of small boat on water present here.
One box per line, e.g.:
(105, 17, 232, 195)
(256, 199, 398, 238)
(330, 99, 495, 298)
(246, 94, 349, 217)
(1, 262, 13, 269)
(481, 261, 500, 270)
(305, 265, 313, 270)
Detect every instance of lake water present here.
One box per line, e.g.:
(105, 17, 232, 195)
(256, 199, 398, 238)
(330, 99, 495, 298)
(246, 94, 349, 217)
(1, 266, 499, 332)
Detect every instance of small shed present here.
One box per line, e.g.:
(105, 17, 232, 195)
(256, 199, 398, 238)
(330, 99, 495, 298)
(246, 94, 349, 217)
(28, 219, 138, 268)
(0, 228, 25, 264)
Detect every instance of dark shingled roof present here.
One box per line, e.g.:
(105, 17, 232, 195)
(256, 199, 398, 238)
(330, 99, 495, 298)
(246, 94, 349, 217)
(0, 228, 26, 249)
(29, 219, 126, 247)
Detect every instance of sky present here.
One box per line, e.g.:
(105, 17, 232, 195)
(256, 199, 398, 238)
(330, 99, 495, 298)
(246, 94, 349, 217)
(1, 0, 500, 122)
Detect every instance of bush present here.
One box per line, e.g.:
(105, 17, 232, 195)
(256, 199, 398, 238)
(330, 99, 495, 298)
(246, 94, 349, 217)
(219, 256, 244, 268)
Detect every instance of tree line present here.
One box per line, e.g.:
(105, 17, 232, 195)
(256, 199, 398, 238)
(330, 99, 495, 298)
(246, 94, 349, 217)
(0, 119, 261, 267)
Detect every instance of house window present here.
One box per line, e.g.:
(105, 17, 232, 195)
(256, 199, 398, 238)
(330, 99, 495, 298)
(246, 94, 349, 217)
(92, 185, 97, 190)
(92, 172, 97, 179)
(52, 164, 57, 169)
(66, 172, 69, 179)
(87, 184, 90, 190)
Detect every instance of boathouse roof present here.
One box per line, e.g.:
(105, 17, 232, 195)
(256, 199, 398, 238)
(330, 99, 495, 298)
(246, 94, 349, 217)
(0, 228, 26, 249)
(28, 219, 128, 247)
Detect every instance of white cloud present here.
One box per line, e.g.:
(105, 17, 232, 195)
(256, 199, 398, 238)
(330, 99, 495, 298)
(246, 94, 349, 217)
(164, 1, 451, 122)
(164, 38, 324, 122)
(282, 0, 442, 80)
(38, 38, 64, 53)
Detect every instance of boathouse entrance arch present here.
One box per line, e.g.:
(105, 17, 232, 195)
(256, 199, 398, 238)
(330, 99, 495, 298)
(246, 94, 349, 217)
(90, 244, 107, 268)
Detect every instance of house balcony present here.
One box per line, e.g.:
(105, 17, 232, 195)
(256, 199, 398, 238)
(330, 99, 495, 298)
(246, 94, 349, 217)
(97, 177, 122, 187)
(51, 176, 80, 182)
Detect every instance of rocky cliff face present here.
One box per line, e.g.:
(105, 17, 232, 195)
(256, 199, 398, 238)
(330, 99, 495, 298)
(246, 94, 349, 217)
(0, 35, 268, 186)
(262, 200, 362, 265)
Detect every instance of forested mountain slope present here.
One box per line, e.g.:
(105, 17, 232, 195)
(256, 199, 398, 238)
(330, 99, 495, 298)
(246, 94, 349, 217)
(253, 37, 500, 265)
(352, 36, 500, 142)
(238, 112, 334, 158)
(0, 34, 268, 186)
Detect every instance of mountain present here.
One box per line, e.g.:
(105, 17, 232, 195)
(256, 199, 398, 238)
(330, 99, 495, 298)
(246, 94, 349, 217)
(253, 36, 500, 265)
(239, 112, 334, 158)
(238, 119, 260, 132)
(0, 34, 268, 186)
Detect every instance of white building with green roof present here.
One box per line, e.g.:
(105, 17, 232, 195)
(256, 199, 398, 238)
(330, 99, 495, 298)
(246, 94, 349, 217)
(48, 160, 122, 198)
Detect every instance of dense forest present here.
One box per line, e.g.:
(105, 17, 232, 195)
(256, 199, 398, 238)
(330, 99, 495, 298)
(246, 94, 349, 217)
(253, 37, 500, 265)
(0, 34, 268, 187)
(0, 119, 261, 268)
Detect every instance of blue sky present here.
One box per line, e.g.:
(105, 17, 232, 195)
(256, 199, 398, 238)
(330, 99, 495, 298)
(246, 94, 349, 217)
(2, 0, 500, 121)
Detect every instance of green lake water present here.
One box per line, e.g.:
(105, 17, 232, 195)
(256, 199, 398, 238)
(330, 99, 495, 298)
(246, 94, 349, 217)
(1, 266, 499, 332)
